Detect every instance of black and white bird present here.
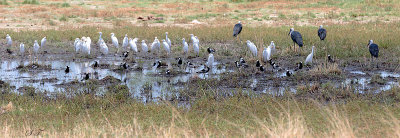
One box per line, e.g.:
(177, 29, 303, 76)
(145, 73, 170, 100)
(122, 51, 129, 59)
(259, 65, 265, 72)
(196, 64, 210, 73)
(295, 62, 303, 71)
(93, 61, 99, 68)
(65, 66, 70, 74)
(289, 28, 303, 53)
(318, 25, 327, 41)
(233, 21, 242, 38)
(177, 57, 183, 66)
(166, 69, 171, 75)
(120, 62, 128, 69)
(327, 55, 334, 63)
(207, 47, 215, 54)
(82, 73, 89, 81)
(368, 40, 379, 59)
(286, 70, 292, 77)
(256, 60, 261, 67)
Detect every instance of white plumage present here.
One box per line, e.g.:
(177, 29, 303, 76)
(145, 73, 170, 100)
(305, 46, 315, 65)
(207, 53, 214, 68)
(193, 42, 199, 56)
(162, 39, 170, 54)
(41, 37, 46, 47)
(75, 38, 81, 53)
(19, 43, 24, 55)
(81, 37, 91, 55)
(270, 41, 276, 54)
(262, 46, 271, 63)
(129, 38, 138, 53)
(190, 34, 196, 44)
(97, 32, 103, 46)
(33, 40, 40, 54)
(99, 40, 108, 55)
(111, 33, 119, 53)
(141, 40, 148, 54)
(246, 40, 258, 57)
(122, 34, 129, 50)
(166, 32, 171, 47)
(6, 34, 12, 46)
(151, 37, 160, 53)
(182, 38, 188, 54)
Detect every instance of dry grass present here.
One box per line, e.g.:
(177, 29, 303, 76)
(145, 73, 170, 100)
(1, 101, 400, 137)
(310, 63, 342, 76)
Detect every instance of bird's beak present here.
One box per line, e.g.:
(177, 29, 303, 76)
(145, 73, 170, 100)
(288, 31, 290, 36)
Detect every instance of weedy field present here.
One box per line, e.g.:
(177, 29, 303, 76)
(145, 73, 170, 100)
(1, 0, 400, 137)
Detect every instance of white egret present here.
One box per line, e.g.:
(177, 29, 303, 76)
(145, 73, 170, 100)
(182, 38, 188, 54)
(97, 32, 103, 46)
(207, 53, 214, 68)
(162, 39, 170, 55)
(193, 42, 199, 56)
(33, 40, 40, 61)
(111, 33, 119, 53)
(99, 40, 108, 55)
(129, 38, 138, 53)
(122, 34, 128, 50)
(262, 46, 272, 63)
(75, 38, 81, 53)
(270, 41, 276, 54)
(19, 43, 24, 56)
(81, 37, 91, 55)
(41, 37, 46, 47)
(141, 40, 148, 54)
(6, 34, 12, 47)
(166, 32, 171, 47)
(246, 40, 257, 57)
(190, 34, 196, 44)
(305, 46, 315, 65)
(151, 37, 160, 53)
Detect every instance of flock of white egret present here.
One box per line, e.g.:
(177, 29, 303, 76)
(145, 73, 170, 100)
(3, 21, 380, 78)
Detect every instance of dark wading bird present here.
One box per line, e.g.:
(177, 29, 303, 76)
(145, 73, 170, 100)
(65, 66, 70, 74)
(288, 28, 303, 54)
(368, 40, 379, 63)
(82, 73, 89, 81)
(256, 60, 261, 67)
(233, 21, 242, 41)
(318, 25, 327, 41)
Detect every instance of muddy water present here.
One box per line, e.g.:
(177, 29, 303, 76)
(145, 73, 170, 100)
(0, 59, 233, 102)
(0, 59, 399, 101)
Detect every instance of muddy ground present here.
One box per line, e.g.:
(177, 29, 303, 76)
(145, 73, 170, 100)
(0, 41, 399, 102)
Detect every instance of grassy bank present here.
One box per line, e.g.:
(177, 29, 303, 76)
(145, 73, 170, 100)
(1, 79, 400, 137)
(2, 22, 400, 61)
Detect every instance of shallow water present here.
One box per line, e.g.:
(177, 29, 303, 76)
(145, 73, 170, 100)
(0, 59, 399, 101)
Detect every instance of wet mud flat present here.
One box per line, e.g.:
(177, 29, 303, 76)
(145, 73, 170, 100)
(0, 44, 399, 103)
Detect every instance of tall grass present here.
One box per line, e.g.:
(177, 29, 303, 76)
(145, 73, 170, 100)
(1, 22, 400, 60)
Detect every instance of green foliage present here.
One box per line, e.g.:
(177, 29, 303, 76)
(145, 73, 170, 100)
(22, 0, 39, 4)
(61, 2, 70, 7)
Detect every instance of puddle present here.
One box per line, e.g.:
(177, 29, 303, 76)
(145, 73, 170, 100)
(380, 71, 400, 78)
(350, 71, 366, 75)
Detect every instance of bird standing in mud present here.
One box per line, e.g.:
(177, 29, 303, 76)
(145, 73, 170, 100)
(6, 34, 12, 53)
(141, 40, 148, 56)
(129, 38, 138, 53)
(182, 38, 188, 55)
(305, 46, 315, 66)
(65, 66, 70, 74)
(19, 43, 25, 56)
(162, 39, 171, 55)
(111, 33, 119, 54)
(41, 37, 47, 48)
(122, 34, 129, 51)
